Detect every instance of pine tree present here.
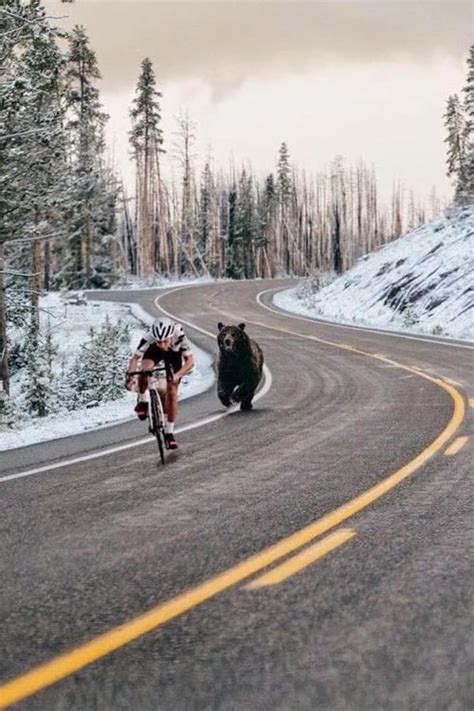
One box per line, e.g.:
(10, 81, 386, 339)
(69, 317, 130, 408)
(69, 326, 101, 408)
(0, 0, 67, 400)
(0, 392, 17, 430)
(62, 24, 114, 288)
(462, 45, 474, 203)
(21, 318, 55, 417)
(100, 318, 130, 401)
(235, 169, 257, 278)
(130, 58, 165, 278)
(257, 173, 278, 276)
(444, 94, 468, 203)
(198, 160, 217, 273)
(225, 186, 241, 278)
(277, 142, 291, 204)
(276, 142, 292, 272)
(330, 157, 346, 274)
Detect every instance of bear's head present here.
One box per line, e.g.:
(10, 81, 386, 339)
(217, 322, 248, 354)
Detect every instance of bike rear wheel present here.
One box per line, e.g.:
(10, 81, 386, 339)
(149, 389, 165, 465)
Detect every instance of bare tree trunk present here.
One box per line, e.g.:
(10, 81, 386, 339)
(31, 237, 41, 321)
(83, 208, 92, 286)
(43, 239, 51, 291)
(154, 145, 169, 273)
(0, 243, 9, 396)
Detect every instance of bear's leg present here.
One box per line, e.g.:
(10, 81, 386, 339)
(239, 386, 255, 411)
(218, 382, 233, 407)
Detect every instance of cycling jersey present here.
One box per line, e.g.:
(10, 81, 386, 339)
(134, 322, 192, 358)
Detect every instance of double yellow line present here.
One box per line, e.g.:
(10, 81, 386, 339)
(0, 288, 467, 709)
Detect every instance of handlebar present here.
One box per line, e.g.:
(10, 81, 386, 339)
(127, 366, 173, 382)
(128, 369, 164, 376)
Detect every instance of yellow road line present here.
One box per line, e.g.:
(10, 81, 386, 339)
(444, 376, 462, 387)
(244, 529, 356, 589)
(0, 289, 467, 709)
(444, 436, 469, 456)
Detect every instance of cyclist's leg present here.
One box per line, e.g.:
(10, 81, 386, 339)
(165, 380, 178, 426)
(138, 358, 155, 394)
(163, 381, 178, 448)
(134, 357, 154, 419)
(163, 352, 182, 448)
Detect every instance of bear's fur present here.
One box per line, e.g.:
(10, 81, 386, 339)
(216, 322, 264, 411)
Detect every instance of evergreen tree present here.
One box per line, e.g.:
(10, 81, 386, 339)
(69, 326, 101, 408)
(129, 58, 164, 277)
(259, 173, 278, 246)
(198, 160, 217, 272)
(276, 142, 293, 272)
(15, 9, 68, 313)
(225, 187, 241, 278)
(0, 0, 67, 399)
(62, 24, 115, 288)
(0, 392, 17, 431)
(444, 94, 468, 203)
(69, 317, 130, 408)
(258, 173, 278, 275)
(99, 316, 130, 401)
(21, 318, 55, 417)
(235, 170, 257, 278)
(277, 142, 291, 204)
(462, 45, 474, 203)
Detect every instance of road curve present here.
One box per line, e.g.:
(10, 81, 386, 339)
(1, 279, 473, 710)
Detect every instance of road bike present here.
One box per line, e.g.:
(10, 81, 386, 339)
(128, 363, 172, 465)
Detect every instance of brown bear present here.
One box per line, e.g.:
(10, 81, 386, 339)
(217, 322, 264, 411)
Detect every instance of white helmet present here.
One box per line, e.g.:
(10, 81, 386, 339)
(151, 318, 175, 341)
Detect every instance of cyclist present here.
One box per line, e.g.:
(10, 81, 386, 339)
(126, 317, 194, 450)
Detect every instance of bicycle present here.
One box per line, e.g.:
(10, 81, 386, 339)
(128, 362, 172, 465)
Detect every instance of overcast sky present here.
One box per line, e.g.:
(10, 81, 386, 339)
(44, 0, 472, 202)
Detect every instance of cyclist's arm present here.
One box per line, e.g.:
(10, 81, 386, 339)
(126, 337, 149, 380)
(127, 353, 140, 375)
(173, 352, 194, 383)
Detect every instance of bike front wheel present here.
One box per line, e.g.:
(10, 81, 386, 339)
(149, 389, 165, 465)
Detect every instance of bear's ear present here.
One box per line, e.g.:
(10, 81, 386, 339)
(238, 322, 246, 331)
(217, 322, 224, 331)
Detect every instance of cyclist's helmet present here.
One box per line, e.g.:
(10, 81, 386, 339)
(151, 317, 175, 341)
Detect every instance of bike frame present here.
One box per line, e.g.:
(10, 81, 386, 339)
(128, 363, 172, 465)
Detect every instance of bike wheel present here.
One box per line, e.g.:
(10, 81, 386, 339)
(150, 389, 165, 465)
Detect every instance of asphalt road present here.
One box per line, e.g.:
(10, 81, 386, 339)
(1, 279, 473, 710)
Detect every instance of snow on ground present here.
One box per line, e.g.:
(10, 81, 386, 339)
(110, 274, 216, 291)
(2, 290, 215, 451)
(274, 207, 474, 341)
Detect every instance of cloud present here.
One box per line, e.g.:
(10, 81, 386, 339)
(45, 0, 472, 97)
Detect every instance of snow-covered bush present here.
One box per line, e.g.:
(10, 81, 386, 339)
(0, 393, 18, 431)
(20, 318, 58, 418)
(295, 271, 336, 300)
(68, 317, 130, 409)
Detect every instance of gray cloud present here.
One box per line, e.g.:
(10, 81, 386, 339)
(45, 1, 472, 96)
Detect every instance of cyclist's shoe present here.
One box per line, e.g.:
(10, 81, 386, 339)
(134, 401, 148, 420)
(165, 432, 178, 450)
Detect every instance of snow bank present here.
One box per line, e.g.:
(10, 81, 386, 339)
(109, 274, 215, 291)
(2, 293, 215, 451)
(274, 207, 474, 341)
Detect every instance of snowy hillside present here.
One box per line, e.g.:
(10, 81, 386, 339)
(274, 207, 474, 341)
